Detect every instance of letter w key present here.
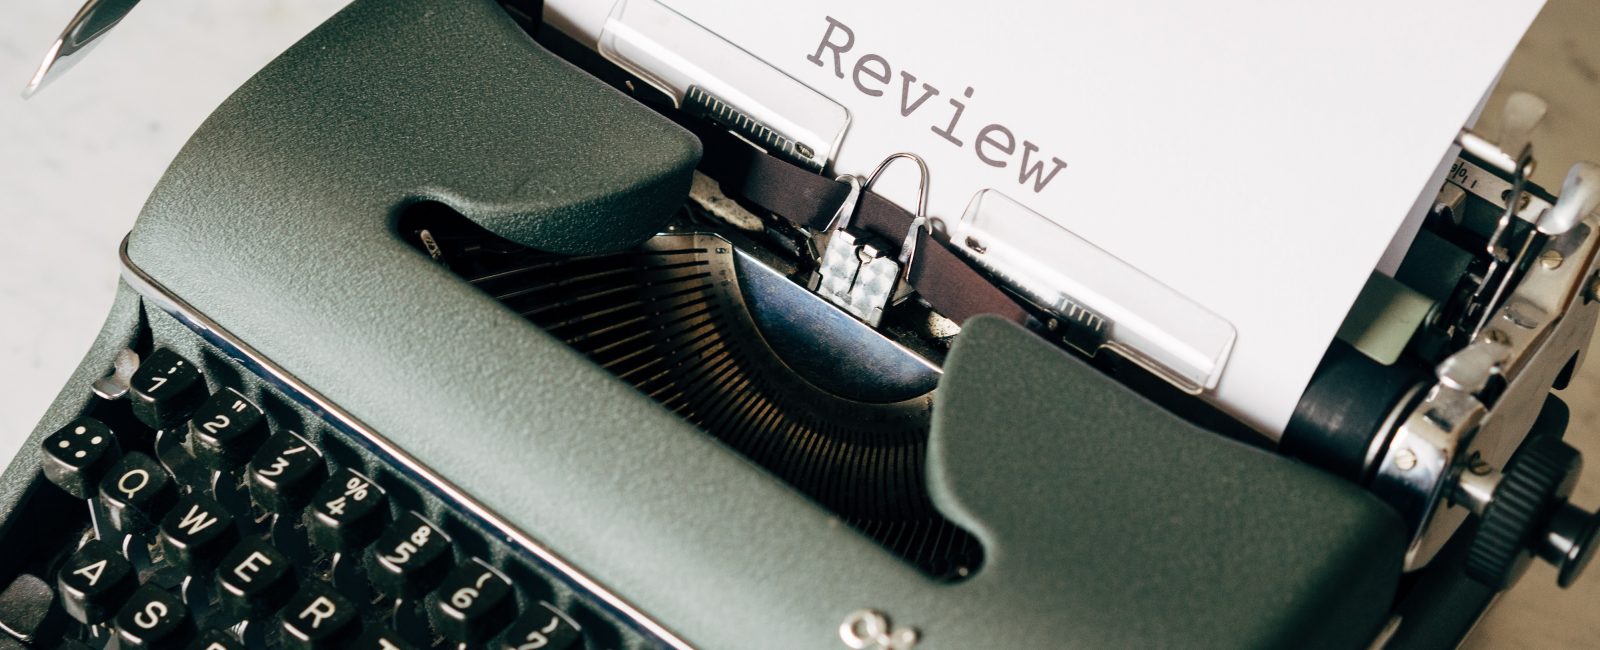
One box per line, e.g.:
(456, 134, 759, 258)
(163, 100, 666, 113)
(158, 494, 238, 572)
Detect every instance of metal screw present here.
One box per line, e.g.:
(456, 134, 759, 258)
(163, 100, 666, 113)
(1499, 190, 1534, 211)
(1467, 452, 1493, 476)
(1395, 448, 1419, 471)
(1541, 249, 1564, 270)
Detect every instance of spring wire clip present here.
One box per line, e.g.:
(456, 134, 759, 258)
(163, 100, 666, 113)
(812, 153, 931, 327)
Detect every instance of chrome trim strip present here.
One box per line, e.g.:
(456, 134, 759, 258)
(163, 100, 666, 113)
(118, 235, 692, 650)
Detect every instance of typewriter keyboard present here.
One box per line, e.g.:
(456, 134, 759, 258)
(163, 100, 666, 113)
(2, 337, 645, 649)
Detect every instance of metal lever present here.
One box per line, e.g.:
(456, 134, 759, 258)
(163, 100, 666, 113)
(1540, 161, 1600, 236)
(1496, 91, 1548, 157)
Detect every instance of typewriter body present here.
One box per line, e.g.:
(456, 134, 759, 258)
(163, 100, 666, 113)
(1, 0, 1596, 648)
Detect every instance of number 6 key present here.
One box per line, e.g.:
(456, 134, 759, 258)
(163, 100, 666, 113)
(431, 557, 515, 646)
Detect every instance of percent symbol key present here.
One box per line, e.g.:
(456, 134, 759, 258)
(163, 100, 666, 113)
(307, 468, 387, 552)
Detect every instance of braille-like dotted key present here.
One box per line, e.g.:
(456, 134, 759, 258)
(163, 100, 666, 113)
(352, 627, 417, 650)
(499, 603, 583, 650)
(306, 468, 387, 552)
(158, 494, 238, 573)
(99, 452, 178, 533)
(278, 581, 359, 649)
(215, 538, 295, 619)
(248, 431, 326, 513)
(431, 558, 516, 645)
(364, 512, 453, 599)
(114, 585, 194, 648)
(39, 417, 121, 499)
(188, 628, 245, 650)
(187, 389, 268, 470)
(128, 348, 208, 430)
(56, 540, 137, 625)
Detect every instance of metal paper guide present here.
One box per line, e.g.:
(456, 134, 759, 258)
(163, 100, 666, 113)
(955, 190, 1236, 394)
(598, 0, 848, 172)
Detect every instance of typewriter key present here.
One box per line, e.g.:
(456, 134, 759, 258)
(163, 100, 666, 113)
(128, 349, 207, 430)
(247, 431, 327, 513)
(99, 452, 178, 534)
(113, 585, 194, 648)
(278, 580, 359, 649)
(157, 494, 238, 573)
(365, 512, 453, 599)
(187, 389, 268, 470)
(430, 558, 515, 645)
(215, 538, 296, 619)
(191, 628, 246, 650)
(57, 540, 137, 625)
(39, 417, 121, 499)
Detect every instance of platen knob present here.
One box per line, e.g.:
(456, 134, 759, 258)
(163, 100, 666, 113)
(1466, 437, 1599, 589)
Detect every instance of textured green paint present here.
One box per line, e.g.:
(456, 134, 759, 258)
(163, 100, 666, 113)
(0, 0, 1409, 646)
(931, 316, 1406, 648)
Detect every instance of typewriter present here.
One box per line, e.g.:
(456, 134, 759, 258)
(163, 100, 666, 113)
(1, 0, 1597, 648)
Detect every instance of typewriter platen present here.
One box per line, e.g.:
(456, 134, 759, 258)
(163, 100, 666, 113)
(2, 0, 1598, 648)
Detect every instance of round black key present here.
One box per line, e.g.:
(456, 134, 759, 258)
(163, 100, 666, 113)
(248, 431, 326, 513)
(128, 348, 208, 430)
(158, 494, 238, 573)
(39, 417, 121, 499)
(57, 540, 137, 624)
(215, 538, 295, 619)
(187, 389, 268, 470)
(353, 627, 417, 650)
(189, 627, 246, 650)
(306, 468, 387, 552)
(114, 584, 194, 648)
(278, 580, 359, 649)
(431, 559, 515, 645)
(99, 452, 177, 533)
(364, 512, 452, 599)
(499, 602, 583, 650)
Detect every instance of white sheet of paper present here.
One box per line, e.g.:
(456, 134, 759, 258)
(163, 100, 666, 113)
(545, 0, 1544, 435)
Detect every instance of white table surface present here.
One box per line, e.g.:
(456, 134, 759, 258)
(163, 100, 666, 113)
(0, 0, 348, 461)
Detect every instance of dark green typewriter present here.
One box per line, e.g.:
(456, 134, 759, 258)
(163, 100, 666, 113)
(1, 0, 1596, 648)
